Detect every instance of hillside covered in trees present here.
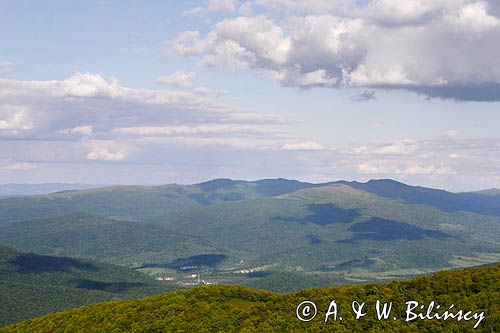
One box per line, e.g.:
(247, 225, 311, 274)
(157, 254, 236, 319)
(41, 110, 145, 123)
(0, 246, 172, 327)
(3, 264, 498, 332)
(1, 179, 499, 292)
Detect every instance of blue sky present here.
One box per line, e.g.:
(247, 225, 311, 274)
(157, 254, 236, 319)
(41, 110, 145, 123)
(1, 0, 500, 191)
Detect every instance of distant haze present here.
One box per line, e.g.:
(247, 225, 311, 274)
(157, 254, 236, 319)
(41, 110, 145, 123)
(0, 183, 102, 198)
(1, 1, 499, 191)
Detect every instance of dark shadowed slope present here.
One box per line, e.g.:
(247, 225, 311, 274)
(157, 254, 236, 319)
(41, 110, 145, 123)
(0, 246, 172, 327)
(337, 179, 500, 216)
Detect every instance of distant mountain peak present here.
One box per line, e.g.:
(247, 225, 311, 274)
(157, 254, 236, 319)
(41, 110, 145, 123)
(196, 178, 248, 191)
(469, 188, 500, 196)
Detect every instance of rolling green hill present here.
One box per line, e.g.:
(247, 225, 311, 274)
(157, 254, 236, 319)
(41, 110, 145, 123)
(150, 184, 500, 278)
(0, 179, 499, 292)
(0, 245, 174, 327)
(0, 213, 219, 265)
(338, 179, 500, 216)
(2, 178, 500, 224)
(0, 179, 317, 225)
(3, 264, 498, 332)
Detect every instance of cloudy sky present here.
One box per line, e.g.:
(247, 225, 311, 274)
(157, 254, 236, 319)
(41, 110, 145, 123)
(1, 0, 500, 191)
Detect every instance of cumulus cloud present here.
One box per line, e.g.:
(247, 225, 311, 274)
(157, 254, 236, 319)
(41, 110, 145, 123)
(0, 73, 282, 140)
(157, 70, 196, 89)
(358, 160, 390, 174)
(59, 125, 93, 136)
(183, 0, 238, 16)
(449, 152, 465, 159)
(0, 73, 290, 172)
(207, 0, 237, 13)
(174, 0, 500, 101)
(157, 70, 227, 96)
(344, 136, 500, 189)
(172, 16, 291, 69)
(256, 0, 354, 15)
(1, 74, 499, 189)
(112, 124, 278, 137)
(375, 140, 418, 155)
(346, 140, 418, 155)
(396, 164, 457, 175)
(280, 141, 325, 150)
(86, 147, 125, 161)
(358, 160, 457, 176)
(0, 106, 34, 133)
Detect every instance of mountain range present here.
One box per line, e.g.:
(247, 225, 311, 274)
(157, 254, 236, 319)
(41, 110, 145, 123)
(0, 178, 498, 294)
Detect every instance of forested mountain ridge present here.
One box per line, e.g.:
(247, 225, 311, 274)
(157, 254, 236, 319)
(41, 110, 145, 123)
(3, 264, 498, 332)
(0, 179, 499, 293)
(0, 245, 172, 327)
(2, 178, 500, 224)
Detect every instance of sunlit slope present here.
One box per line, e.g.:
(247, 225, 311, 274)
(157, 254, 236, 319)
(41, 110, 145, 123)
(151, 185, 500, 273)
(3, 265, 498, 332)
(0, 180, 499, 290)
(2, 179, 499, 225)
(0, 179, 317, 224)
(339, 179, 500, 216)
(0, 214, 218, 265)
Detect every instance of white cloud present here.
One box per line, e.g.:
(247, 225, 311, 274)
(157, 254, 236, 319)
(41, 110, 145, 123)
(363, 0, 448, 26)
(183, 0, 237, 16)
(157, 70, 227, 96)
(280, 141, 325, 151)
(396, 164, 457, 175)
(238, 1, 254, 16)
(157, 70, 196, 89)
(457, 1, 500, 32)
(256, 0, 354, 15)
(0, 162, 35, 171)
(1, 73, 499, 188)
(0, 106, 34, 133)
(346, 145, 370, 155)
(346, 140, 418, 155)
(0, 73, 277, 140)
(0, 73, 289, 168)
(449, 152, 465, 159)
(57, 72, 123, 98)
(86, 147, 125, 161)
(59, 125, 93, 136)
(375, 140, 418, 155)
(357, 160, 392, 174)
(208, 0, 237, 13)
(174, 0, 500, 101)
(358, 160, 458, 176)
(112, 124, 276, 136)
(173, 16, 291, 69)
